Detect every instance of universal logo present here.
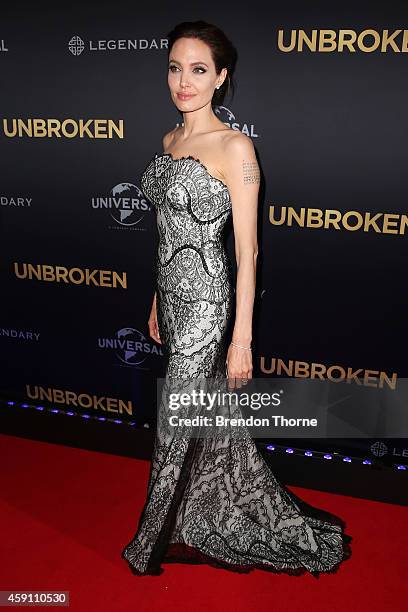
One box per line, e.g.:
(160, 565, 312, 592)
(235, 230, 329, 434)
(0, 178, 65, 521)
(176, 105, 259, 139)
(98, 327, 163, 369)
(91, 182, 152, 231)
(68, 35, 168, 56)
(0, 40, 8, 52)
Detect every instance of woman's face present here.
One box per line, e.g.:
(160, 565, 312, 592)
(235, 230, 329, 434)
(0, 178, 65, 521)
(167, 37, 227, 112)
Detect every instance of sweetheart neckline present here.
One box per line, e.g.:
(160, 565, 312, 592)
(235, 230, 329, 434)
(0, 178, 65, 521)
(154, 151, 231, 195)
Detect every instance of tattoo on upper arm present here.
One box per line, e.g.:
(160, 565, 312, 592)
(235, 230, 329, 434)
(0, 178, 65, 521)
(242, 160, 260, 184)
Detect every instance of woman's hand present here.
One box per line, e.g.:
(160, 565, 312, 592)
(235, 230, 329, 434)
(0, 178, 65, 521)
(148, 292, 162, 344)
(225, 342, 253, 390)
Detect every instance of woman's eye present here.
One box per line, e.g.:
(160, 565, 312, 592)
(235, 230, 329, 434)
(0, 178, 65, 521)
(168, 65, 206, 74)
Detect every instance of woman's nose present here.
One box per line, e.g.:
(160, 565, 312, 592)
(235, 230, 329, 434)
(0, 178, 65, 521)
(179, 72, 190, 88)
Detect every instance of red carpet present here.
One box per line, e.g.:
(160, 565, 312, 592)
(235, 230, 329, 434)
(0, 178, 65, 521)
(0, 433, 406, 612)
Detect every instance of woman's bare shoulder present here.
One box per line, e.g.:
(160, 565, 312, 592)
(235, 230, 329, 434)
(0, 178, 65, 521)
(221, 129, 255, 160)
(222, 128, 252, 147)
(162, 126, 181, 151)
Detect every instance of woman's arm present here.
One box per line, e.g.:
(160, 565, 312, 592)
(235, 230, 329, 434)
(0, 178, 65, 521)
(222, 134, 260, 386)
(148, 290, 161, 344)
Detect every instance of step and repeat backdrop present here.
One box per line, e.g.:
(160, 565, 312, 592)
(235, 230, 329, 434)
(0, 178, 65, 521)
(1, 2, 407, 465)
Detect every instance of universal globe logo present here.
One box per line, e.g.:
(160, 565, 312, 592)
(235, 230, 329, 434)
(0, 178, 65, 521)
(68, 36, 85, 56)
(214, 105, 235, 123)
(214, 105, 259, 138)
(92, 182, 151, 230)
(116, 328, 149, 367)
(98, 327, 163, 369)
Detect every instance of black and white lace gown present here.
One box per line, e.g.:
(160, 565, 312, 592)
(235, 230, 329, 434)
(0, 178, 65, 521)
(121, 152, 352, 577)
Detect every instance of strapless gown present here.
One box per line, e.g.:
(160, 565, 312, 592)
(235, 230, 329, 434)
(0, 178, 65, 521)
(121, 152, 352, 577)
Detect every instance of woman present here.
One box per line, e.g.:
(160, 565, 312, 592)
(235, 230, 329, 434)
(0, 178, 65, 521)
(121, 20, 352, 577)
